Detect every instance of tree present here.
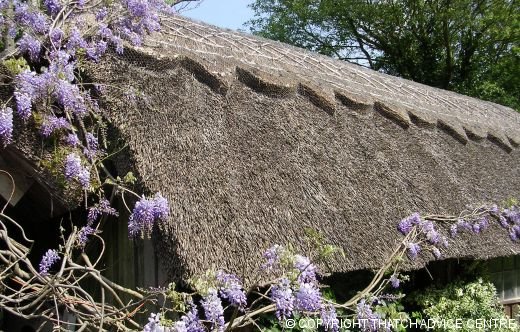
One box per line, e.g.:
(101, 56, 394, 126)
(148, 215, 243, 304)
(248, 0, 520, 111)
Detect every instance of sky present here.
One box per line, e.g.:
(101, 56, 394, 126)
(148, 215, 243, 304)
(177, 0, 255, 31)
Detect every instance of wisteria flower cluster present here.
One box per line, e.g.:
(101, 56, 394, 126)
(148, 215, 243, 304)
(216, 271, 247, 309)
(78, 198, 119, 246)
(0, 0, 176, 327)
(398, 213, 448, 260)
(144, 271, 247, 332)
(0, 0, 171, 233)
(0, 107, 13, 147)
(356, 299, 390, 332)
(397, 203, 520, 264)
(449, 212, 490, 237)
(140, 247, 342, 332)
(501, 206, 520, 240)
(38, 249, 60, 276)
(447, 204, 520, 241)
(262, 245, 339, 331)
(128, 193, 169, 238)
(64, 153, 91, 189)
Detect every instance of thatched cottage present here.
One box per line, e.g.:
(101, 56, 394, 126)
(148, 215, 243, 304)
(1, 14, 520, 316)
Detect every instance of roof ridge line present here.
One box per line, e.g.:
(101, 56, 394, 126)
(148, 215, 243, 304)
(122, 49, 518, 154)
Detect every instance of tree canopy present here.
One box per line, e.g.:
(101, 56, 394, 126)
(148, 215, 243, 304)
(248, 0, 520, 111)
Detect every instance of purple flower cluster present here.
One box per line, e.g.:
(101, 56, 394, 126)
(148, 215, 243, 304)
(0, 107, 13, 147)
(201, 289, 225, 331)
(120, 0, 162, 40)
(264, 246, 326, 320)
(39, 249, 60, 275)
(50, 28, 64, 46)
(88, 198, 119, 223)
(54, 80, 88, 116)
(397, 213, 420, 235)
(143, 313, 163, 332)
(356, 299, 389, 332)
(294, 282, 322, 312)
(294, 254, 317, 283)
(13, 2, 49, 34)
(86, 40, 108, 62)
(407, 242, 421, 260)
(14, 70, 43, 120)
(83, 132, 100, 160)
(449, 217, 489, 237)
(64, 153, 90, 189)
(448, 204, 520, 241)
(66, 28, 88, 54)
(398, 213, 448, 260)
(77, 199, 118, 246)
(18, 33, 41, 62)
(40, 115, 70, 137)
(78, 225, 95, 246)
(180, 304, 204, 332)
(389, 274, 400, 288)
(320, 304, 339, 332)
(270, 278, 295, 320)
(48, 50, 74, 82)
(96, 7, 109, 21)
(262, 244, 284, 271)
(499, 206, 520, 240)
(64, 133, 80, 146)
(216, 271, 247, 309)
(44, 0, 61, 16)
(14, 63, 88, 123)
(128, 193, 169, 238)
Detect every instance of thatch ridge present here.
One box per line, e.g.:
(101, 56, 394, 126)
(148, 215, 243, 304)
(81, 14, 520, 285)
(134, 14, 520, 152)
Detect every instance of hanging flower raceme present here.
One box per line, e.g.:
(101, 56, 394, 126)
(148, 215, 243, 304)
(270, 278, 295, 320)
(201, 288, 225, 331)
(398, 213, 448, 260)
(356, 299, 389, 332)
(64, 153, 90, 189)
(128, 193, 169, 238)
(216, 271, 247, 309)
(320, 304, 339, 332)
(0, 107, 13, 146)
(262, 244, 284, 271)
(180, 303, 205, 332)
(294, 282, 322, 312)
(39, 249, 60, 276)
(389, 274, 400, 288)
(294, 254, 317, 283)
(17, 33, 41, 62)
(40, 114, 70, 137)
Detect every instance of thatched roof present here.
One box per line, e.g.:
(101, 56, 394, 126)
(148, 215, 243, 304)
(86, 15, 520, 283)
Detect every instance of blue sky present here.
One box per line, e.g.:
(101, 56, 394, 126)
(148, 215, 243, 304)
(177, 0, 255, 31)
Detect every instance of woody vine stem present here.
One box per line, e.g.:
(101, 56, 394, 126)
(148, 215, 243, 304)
(0, 0, 519, 330)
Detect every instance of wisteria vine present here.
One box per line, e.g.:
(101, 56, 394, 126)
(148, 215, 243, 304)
(0, 0, 519, 330)
(139, 202, 519, 332)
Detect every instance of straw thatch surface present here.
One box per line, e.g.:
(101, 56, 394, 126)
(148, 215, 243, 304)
(85, 15, 520, 284)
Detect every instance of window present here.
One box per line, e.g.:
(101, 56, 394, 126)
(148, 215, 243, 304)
(489, 256, 520, 318)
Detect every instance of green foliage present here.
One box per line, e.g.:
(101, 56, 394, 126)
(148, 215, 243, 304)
(2, 57, 29, 75)
(248, 0, 520, 111)
(412, 278, 515, 332)
(304, 228, 345, 262)
(505, 197, 519, 209)
(375, 301, 408, 332)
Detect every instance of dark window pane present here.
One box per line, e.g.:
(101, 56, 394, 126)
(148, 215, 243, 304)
(490, 272, 504, 300)
(488, 257, 503, 272)
(504, 256, 515, 271)
(504, 271, 516, 300)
